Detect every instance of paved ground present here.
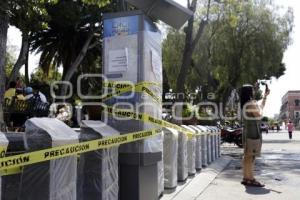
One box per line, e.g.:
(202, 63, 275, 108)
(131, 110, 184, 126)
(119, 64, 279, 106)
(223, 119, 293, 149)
(162, 156, 232, 200)
(197, 130, 300, 200)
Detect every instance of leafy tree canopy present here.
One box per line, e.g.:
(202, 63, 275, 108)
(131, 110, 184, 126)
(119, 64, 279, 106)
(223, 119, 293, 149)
(163, 0, 293, 103)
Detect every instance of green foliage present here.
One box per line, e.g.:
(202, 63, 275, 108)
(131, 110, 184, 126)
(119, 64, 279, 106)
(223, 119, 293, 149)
(209, 0, 293, 101)
(8, 0, 56, 32)
(6, 0, 111, 79)
(5, 51, 15, 77)
(163, 0, 294, 103)
(30, 67, 62, 85)
(82, 0, 110, 7)
(182, 104, 194, 118)
(29, 67, 62, 100)
(262, 116, 269, 122)
(162, 29, 185, 90)
(29, 0, 110, 76)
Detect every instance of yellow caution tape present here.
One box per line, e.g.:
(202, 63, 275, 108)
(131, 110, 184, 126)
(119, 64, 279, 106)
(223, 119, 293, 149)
(0, 128, 161, 172)
(102, 81, 162, 104)
(0, 147, 6, 158)
(0, 81, 220, 176)
(0, 146, 24, 176)
(104, 106, 195, 138)
(0, 166, 23, 176)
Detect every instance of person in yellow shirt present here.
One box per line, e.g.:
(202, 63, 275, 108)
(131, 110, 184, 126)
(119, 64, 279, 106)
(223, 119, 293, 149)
(4, 81, 17, 99)
(4, 81, 25, 100)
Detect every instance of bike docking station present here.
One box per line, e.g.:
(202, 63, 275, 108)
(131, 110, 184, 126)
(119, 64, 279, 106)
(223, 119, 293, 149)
(102, 1, 192, 200)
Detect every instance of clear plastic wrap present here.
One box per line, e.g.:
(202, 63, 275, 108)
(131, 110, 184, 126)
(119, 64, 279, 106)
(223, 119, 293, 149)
(209, 126, 217, 162)
(157, 160, 164, 197)
(203, 126, 212, 164)
(214, 134, 218, 159)
(0, 132, 8, 150)
(197, 126, 208, 167)
(181, 125, 196, 176)
(216, 127, 221, 158)
(20, 118, 79, 200)
(103, 13, 163, 200)
(177, 131, 188, 181)
(217, 128, 221, 157)
(162, 128, 178, 189)
(213, 127, 219, 159)
(212, 134, 216, 161)
(1, 132, 26, 200)
(103, 21, 163, 154)
(207, 127, 215, 162)
(189, 126, 202, 171)
(158, 130, 164, 197)
(77, 120, 119, 200)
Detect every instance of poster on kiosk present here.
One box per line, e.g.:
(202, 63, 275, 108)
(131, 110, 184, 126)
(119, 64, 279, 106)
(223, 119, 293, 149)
(103, 11, 163, 200)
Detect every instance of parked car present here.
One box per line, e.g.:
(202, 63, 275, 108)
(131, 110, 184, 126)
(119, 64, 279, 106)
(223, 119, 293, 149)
(260, 123, 269, 133)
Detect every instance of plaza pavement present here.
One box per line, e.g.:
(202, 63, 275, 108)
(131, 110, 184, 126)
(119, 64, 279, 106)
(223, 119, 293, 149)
(162, 130, 300, 200)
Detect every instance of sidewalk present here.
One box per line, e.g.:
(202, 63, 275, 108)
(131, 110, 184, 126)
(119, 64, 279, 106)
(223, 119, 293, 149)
(162, 156, 232, 200)
(162, 131, 300, 200)
(196, 131, 300, 200)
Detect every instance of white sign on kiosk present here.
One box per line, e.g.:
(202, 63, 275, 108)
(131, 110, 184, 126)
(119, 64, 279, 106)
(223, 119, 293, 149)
(108, 48, 128, 73)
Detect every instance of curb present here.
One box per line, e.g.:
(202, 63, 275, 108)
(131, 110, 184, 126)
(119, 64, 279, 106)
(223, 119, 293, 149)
(162, 156, 232, 200)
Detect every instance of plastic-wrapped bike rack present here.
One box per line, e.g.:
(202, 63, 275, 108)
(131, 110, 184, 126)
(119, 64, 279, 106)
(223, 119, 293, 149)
(77, 121, 119, 200)
(177, 130, 188, 182)
(19, 118, 79, 200)
(188, 126, 202, 171)
(162, 128, 178, 189)
(181, 125, 196, 176)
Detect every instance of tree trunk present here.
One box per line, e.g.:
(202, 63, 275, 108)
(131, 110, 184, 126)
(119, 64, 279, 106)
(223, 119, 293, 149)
(175, 0, 196, 95)
(24, 48, 30, 85)
(176, 19, 208, 94)
(0, 0, 9, 130)
(8, 32, 29, 84)
(175, 0, 211, 123)
(60, 32, 94, 98)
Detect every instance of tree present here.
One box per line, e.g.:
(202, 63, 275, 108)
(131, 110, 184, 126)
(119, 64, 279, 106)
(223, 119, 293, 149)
(0, 0, 110, 128)
(7, 0, 57, 84)
(0, 0, 56, 129)
(30, 67, 62, 100)
(208, 0, 293, 103)
(30, 0, 115, 96)
(163, 0, 293, 106)
(0, 0, 9, 129)
(175, 0, 212, 95)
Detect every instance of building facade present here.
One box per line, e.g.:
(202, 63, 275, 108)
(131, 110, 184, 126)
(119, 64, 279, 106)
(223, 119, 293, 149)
(280, 91, 300, 127)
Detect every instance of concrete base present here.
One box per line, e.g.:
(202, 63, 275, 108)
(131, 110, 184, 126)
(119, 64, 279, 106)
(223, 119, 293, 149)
(119, 152, 162, 200)
(162, 156, 232, 200)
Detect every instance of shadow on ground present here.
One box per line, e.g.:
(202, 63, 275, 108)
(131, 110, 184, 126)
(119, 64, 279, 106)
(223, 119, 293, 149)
(244, 186, 271, 195)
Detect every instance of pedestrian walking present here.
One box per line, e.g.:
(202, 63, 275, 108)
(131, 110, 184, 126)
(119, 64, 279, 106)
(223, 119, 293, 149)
(240, 84, 270, 187)
(287, 120, 294, 139)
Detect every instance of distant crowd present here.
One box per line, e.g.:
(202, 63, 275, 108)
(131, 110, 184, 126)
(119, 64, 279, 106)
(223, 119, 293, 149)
(4, 78, 48, 104)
